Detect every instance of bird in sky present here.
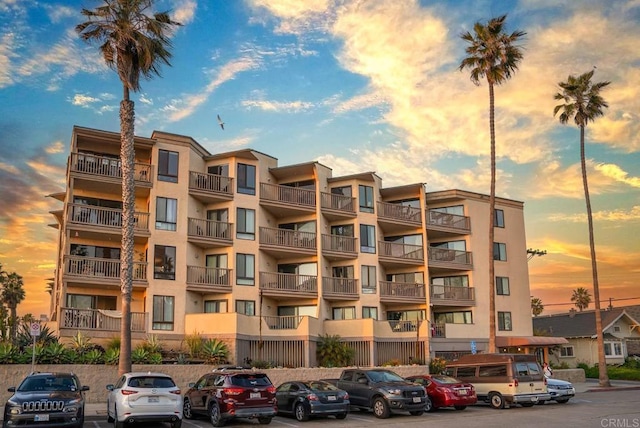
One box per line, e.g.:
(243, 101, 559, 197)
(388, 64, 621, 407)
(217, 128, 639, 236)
(217, 114, 225, 130)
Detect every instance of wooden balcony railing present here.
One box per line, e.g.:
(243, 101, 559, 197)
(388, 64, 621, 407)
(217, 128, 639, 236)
(377, 201, 422, 223)
(70, 153, 152, 183)
(188, 218, 233, 240)
(380, 281, 426, 299)
(379, 241, 424, 261)
(260, 272, 318, 293)
(430, 285, 475, 301)
(189, 171, 233, 195)
(259, 227, 316, 250)
(68, 203, 149, 230)
(427, 247, 473, 265)
(260, 183, 316, 207)
(387, 320, 420, 332)
(320, 192, 355, 213)
(186, 266, 232, 287)
(65, 256, 147, 281)
(427, 211, 471, 232)
(263, 315, 303, 330)
(60, 307, 147, 332)
(321, 234, 357, 253)
(432, 323, 446, 338)
(322, 277, 358, 296)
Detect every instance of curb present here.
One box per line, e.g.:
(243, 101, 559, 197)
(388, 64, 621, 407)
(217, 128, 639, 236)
(586, 385, 640, 393)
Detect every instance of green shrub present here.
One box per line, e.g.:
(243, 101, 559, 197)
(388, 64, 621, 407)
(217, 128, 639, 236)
(83, 349, 104, 364)
(105, 336, 121, 351)
(429, 357, 447, 374)
(132, 347, 149, 364)
(383, 359, 401, 366)
(42, 342, 73, 364)
(148, 352, 163, 365)
(104, 348, 120, 365)
(184, 332, 203, 358)
(143, 334, 163, 354)
(201, 339, 229, 364)
(0, 342, 19, 363)
(251, 360, 272, 369)
(316, 334, 355, 367)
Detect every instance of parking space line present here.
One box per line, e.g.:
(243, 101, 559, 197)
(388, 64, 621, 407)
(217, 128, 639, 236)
(183, 420, 202, 427)
(272, 418, 299, 427)
(348, 415, 372, 422)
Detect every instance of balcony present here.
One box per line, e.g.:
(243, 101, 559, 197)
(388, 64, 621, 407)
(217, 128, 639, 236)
(427, 247, 473, 270)
(187, 218, 233, 248)
(430, 285, 475, 306)
(431, 323, 446, 338)
(378, 241, 424, 267)
(321, 234, 357, 260)
(59, 307, 147, 333)
(67, 204, 150, 242)
(426, 211, 471, 238)
(63, 255, 147, 287)
(259, 183, 316, 217)
(69, 153, 153, 196)
(186, 266, 232, 293)
(259, 272, 318, 299)
(322, 277, 359, 301)
(188, 171, 233, 203)
(377, 202, 422, 233)
(320, 192, 356, 220)
(324, 318, 429, 340)
(184, 313, 322, 338)
(380, 281, 426, 303)
(259, 227, 316, 258)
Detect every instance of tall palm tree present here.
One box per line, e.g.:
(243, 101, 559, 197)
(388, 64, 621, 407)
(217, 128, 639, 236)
(531, 297, 544, 317)
(570, 287, 592, 312)
(554, 69, 610, 387)
(76, 0, 180, 375)
(460, 15, 525, 353)
(1, 271, 26, 343)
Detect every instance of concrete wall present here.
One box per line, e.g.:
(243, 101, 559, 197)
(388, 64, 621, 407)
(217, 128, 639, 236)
(553, 368, 586, 383)
(0, 364, 429, 404)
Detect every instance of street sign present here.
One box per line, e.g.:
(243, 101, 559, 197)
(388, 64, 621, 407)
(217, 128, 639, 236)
(30, 322, 40, 337)
(470, 340, 477, 354)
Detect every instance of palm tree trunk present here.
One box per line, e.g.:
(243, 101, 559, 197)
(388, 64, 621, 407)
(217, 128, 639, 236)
(488, 82, 497, 354)
(9, 305, 17, 344)
(580, 125, 610, 387)
(118, 97, 135, 376)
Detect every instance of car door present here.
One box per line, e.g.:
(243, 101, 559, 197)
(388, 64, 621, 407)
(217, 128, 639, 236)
(276, 383, 294, 413)
(190, 375, 213, 415)
(350, 371, 370, 407)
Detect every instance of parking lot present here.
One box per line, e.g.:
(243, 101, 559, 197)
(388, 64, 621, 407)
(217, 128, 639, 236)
(79, 389, 640, 428)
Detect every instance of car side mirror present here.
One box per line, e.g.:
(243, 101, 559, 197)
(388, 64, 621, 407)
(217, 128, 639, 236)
(7, 387, 15, 392)
(188, 382, 195, 388)
(81, 386, 90, 391)
(106, 384, 114, 391)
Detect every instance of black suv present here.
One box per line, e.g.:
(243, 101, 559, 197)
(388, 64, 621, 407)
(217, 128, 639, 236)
(3, 372, 89, 428)
(183, 369, 277, 426)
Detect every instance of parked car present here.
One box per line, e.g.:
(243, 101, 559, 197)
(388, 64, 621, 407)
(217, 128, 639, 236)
(106, 372, 182, 428)
(275, 380, 349, 421)
(3, 371, 89, 428)
(406, 374, 477, 411)
(182, 368, 277, 426)
(540, 376, 575, 404)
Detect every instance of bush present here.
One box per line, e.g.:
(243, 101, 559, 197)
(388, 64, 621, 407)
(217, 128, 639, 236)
(316, 334, 354, 367)
(429, 357, 447, 374)
(104, 348, 119, 365)
(382, 359, 401, 367)
(201, 339, 229, 365)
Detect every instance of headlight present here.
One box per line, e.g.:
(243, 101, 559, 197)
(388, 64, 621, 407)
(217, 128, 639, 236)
(384, 388, 402, 395)
(64, 406, 79, 413)
(8, 406, 22, 415)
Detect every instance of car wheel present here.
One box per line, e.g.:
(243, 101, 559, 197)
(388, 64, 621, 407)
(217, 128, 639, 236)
(258, 416, 273, 424)
(107, 402, 114, 423)
(489, 392, 505, 409)
(295, 402, 310, 422)
(335, 413, 348, 420)
(409, 410, 424, 416)
(209, 401, 225, 427)
(171, 419, 182, 428)
(183, 397, 193, 419)
(424, 396, 434, 412)
(74, 408, 85, 428)
(113, 407, 124, 428)
(454, 405, 467, 411)
(521, 402, 535, 407)
(372, 397, 390, 419)
(556, 398, 570, 404)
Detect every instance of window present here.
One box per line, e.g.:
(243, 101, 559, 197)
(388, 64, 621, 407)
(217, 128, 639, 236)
(152, 295, 174, 330)
(236, 253, 255, 285)
(560, 346, 574, 357)
(359, 185, 374, 213)
(158, 150, 179, 182)
(434, 311, 473, 324)
(604, 342, 624, 357)
(363, 306, 378, 319)
(332, 306, 356, 320)
(236, 300, 255, 316)
(154, 245, 176, 280)
(331, 224, 354, 236)
(479, 365, 507, 377)
(236, 208, 255, 240)
(431, 205, 464, 215)
(494, 209, 505, 228)
(208, 164, 228, 176)
(496, 277, 510, 295)
(332, 265, 354, 278)
(456, 367, 477, 378)
(493, 242, 507, 261)
(498, 312, 512, 331)
(204, 300, 228, 313)
(155, 197, 177, 231)
(237, 163, 256, 195)
(361, 265, 376, 294)
(360, 224, 376, 253)
(331, 186, 352, 197)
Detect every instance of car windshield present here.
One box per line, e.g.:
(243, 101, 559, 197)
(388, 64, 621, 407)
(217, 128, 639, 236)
(368, 371, 404, 383)
(231, 374, 272, 387)
(128, 376, 176, 388)
(431, 375, 463, 384)
(19, 376, 78, 392)
(305, 381, 339, 391)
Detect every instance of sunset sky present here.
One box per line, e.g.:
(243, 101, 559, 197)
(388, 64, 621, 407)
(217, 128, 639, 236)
(0, 0, 638, 318)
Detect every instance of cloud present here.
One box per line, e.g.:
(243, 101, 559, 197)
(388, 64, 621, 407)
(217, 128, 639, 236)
(172, 0, 197, 25)
(332, 91, 389, 114)
(45, 141, 65, 154)
(241, 99, 314, 113)
(69, 94, 100, 107)
(43, 4, 76, 23)
(248, 0, 332, 35)
(548, 206, 640, 223)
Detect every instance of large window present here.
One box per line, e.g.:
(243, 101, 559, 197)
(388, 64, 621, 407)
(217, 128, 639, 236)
(496, 277, 510, 295)
(236, 300, 255, 316)
(431, 275, 469, 287)
(332, 306, 356, 320)
(493, 242, 507, 261)
(154, 245, 176, 280)
(434, 311, 473, 324)
(604, 342, 624, 357)
(498, 312, 512, 331)
(236, 253, 255, 285)
(361, 265, 376, 294)
(560, 346, 575, 357)
(359, 185, 374, 213)
(360, 224, 376, 253)
(204, 300, 228, 313)
(158, 150, 179, 182)
(155, 197, 177, 231)
(363, 306, 378, 319)
(237, 163, 256, 195)
(333, 265, 354, 278)
(152, 295, 174, 330)
(236, 208, 255, 240)
(494, 209, 505, 228)
(208, 164, 229, 176)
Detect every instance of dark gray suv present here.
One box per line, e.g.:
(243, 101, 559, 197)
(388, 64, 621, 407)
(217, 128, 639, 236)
(3, 372, 89, 428)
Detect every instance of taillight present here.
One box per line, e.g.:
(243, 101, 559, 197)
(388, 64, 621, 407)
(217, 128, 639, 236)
(170, 390, 181, 395)
(120, 389, 138, 395)
(514, 379, 519, 387)
(266, 386, 276, 394)
(307, 394, 319, 402)
(224, 387, 244, 396)
(343, 392, 349, 400)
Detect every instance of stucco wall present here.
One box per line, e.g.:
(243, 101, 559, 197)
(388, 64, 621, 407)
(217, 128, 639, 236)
(0, 364, 429, 404)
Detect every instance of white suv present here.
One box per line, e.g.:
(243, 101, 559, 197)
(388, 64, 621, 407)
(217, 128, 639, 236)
(106, 372, 183, 428)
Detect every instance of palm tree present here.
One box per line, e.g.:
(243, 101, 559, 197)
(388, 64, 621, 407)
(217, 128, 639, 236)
(76, 0, 180, 375)
(555, 69, 611, 387)
(570, 287, 592, 312)
(1, 271, 26, 343)
(531, 297, 544, 317)
(460, 15, 525, 353)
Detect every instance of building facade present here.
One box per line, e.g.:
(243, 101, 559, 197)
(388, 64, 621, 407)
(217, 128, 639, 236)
(48, 126, 535, 367)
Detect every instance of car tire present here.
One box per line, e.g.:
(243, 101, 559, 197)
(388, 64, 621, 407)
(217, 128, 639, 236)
(521, 402, 535, 407)
(372, 397, 390, 419)
(424, 396, 434, 412)
(556, 398, 570, 404)
(258, 417, 273, 424)
(107, 402, 114, 423)
(113, 408, 124, 428)
(454, 405, 467, 411)
(171, 419, 182, 428)
(336, 413, 348, 420)
(209, 401, 225, 427)
(409, 410, 424, 416)
(489, 392, 505, 409)
(295, 402, 310, 422)
(183, 397, 193, 419)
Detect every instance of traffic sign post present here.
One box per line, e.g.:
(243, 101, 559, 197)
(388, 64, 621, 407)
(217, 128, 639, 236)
(30, 322, 40, 373)
(470, 340, 477, 355)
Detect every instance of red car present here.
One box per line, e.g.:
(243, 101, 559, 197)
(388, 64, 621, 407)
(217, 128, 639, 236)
(406, 375, 477, 411)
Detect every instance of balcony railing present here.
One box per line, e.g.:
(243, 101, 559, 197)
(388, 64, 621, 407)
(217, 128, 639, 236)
(70, 153, 152, 183)
(260, 272, 318, 294)
(186, 266, 232, 288)
(188, 171, 233, 195)
(387, 320, 420, 332)
(187, 218, 233, 240)
(60, 307, 147, 332)
(65, 256, 147, 281)
(427, 247, 473, 266)
(431, 323, 446, 338)
(321, 234, 357, 254)
(427, 211, 471, 232)
(377, 201, 422, 224)
(68, 204, 149, 231)
(380, 281, 426, 300)
(320, 192, 355, 214)
(379, 241, 424, 261)
(259, 227, 316, 250)
(260, 183, 316, 207)
(263, 315, 303, 330)
(322, 277, 358, 297)
(430, 285, 475, 301)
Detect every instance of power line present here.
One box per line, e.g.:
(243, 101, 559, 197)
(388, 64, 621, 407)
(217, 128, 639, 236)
(541, 296, 640, 307)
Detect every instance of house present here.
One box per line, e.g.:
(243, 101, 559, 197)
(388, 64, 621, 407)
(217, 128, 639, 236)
(533, 308, 640, 367)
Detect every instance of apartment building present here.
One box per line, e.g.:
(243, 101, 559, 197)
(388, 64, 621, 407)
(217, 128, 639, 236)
(48, 125, 535, 367)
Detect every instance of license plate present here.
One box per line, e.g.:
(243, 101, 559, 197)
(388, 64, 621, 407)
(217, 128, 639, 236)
(327, 395, 336, 401)
(458, 389, 468, 396)
(531, 397, 538, 402)
(148, 396, 159, 403)
(250, 392, 261, 399)
(35, 414, 50, 422)
(412, 397, 421, 403)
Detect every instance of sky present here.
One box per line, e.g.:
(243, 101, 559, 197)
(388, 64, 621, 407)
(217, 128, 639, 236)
(0, 0, 638, 318)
